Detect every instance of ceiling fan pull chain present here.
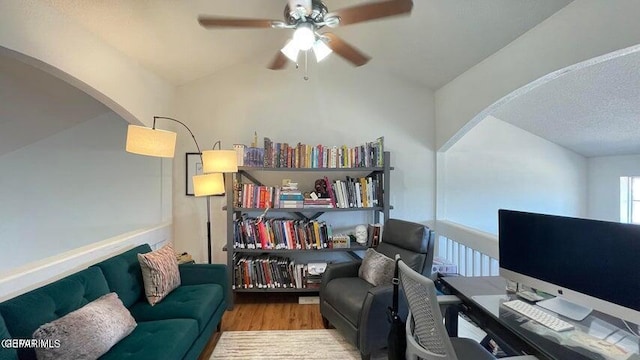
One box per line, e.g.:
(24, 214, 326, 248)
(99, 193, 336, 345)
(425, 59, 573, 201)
(304, 51, 309, 81)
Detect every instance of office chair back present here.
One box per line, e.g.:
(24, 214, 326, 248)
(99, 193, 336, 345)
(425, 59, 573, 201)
(398, 259, 458, 360)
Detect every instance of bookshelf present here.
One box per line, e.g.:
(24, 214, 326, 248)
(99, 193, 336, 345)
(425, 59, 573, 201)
(224, 151, 392, 308)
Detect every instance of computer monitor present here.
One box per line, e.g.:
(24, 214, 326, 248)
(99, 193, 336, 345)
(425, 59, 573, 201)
(498, 209, 640, 324)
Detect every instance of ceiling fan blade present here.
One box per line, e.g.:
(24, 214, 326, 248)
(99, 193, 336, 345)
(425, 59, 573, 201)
(198, 16, 281, 29)
(323, 33, 371, 67)
(268, 52, 289, 70)
(330, 0, 413, 26)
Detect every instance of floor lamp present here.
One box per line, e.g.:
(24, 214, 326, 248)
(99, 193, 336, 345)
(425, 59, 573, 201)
(125, 116, 237, 264)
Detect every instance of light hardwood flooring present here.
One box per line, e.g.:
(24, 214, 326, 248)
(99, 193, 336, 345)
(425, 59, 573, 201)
(198, 294, 324, 359)
(197, 293, 485, 360)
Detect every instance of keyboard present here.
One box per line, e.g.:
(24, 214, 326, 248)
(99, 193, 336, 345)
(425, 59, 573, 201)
(502, 299, 575, 332)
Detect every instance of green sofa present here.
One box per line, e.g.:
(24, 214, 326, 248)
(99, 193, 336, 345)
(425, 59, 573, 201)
(0, 244, 228, 360)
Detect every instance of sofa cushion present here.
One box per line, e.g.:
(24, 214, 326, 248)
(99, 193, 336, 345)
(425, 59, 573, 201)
(137, 244, 181, 305)
(93, 244, 152, 308)
(0, 315, 17, 360)
(0, 267, 110, 360)
(323, 277, 374, 326)
(129, 283, 224, 332)
(33, 293, 136, 360)
(99, 319, 198, 360)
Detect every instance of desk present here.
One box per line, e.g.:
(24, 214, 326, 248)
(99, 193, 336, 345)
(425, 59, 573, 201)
(438, 276, 640, 360)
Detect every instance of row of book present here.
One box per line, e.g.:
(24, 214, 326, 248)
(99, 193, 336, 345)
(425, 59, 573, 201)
(233, 255, 323, 290)
(232, 174, 384, 209)
(332, 175, 383, 209)
(233, 137, 384, 169)
(233, 217, 337, 250)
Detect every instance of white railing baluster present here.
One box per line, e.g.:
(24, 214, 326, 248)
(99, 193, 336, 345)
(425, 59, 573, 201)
(431, 220, 499, 277)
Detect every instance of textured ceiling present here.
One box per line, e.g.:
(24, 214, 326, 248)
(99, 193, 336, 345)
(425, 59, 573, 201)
(492, 49, 640, 158)
(39, 0, 572, 88)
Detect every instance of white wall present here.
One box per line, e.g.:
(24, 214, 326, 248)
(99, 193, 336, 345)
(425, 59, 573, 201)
(441, 116, 587, 234)
(0, 113, 171, 274)
(172, 58, 436, 264)
(0, 1, 175, 127)
(588, 155, 640, 222)
(435, 0, 640, 150)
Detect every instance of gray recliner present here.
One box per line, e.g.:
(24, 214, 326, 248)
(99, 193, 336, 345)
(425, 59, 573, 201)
(319, 219, 435, 360)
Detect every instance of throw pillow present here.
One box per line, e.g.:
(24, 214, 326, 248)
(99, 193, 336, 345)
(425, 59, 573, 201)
(137, 243, 181, 305)
(358, 248, 395, 286)
(32, 292, 136, 360)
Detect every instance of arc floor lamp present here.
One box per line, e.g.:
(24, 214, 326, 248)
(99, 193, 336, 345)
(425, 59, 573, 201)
(125, 116, 238, 264)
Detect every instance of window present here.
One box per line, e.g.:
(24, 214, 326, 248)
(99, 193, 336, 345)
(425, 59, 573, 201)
(620, 176, 640, 224)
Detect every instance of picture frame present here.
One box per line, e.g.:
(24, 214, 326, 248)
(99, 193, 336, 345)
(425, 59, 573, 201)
(186, 152, 226, 196)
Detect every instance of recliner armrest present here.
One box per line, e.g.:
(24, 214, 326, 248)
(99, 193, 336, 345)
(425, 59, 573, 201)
(358, 283, 401, 354)
(320, 260, 362, 293)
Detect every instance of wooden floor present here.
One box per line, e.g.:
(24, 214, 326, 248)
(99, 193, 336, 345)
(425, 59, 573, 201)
(198, 293, 324, 359)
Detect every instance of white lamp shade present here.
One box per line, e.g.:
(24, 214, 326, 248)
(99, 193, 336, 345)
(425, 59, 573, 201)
(281, 40, 300, 62)
(313, 39, 333, 62)
(202, 150, 238, 173)
(193, 173, 225, 196)
(126, 125, 177, 158)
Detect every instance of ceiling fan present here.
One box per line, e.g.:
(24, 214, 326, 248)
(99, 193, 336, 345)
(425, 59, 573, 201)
(198, 0, 414, 70)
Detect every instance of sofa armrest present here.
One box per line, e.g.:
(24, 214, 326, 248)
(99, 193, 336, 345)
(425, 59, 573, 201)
(320, 260, 362, 294)
(179, 263, 228, 287)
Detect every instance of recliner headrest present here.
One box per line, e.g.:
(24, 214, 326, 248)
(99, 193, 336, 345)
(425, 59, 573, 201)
(381, 219, 430, 253)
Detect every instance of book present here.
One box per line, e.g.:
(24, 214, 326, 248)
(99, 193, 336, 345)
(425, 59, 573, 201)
(367, 223, 382, 247)
(233, 144, 246, 167)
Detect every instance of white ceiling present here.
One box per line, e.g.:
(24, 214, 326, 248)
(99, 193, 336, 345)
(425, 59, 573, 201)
(492, 49, 640, 157)
(38, 0, 572, 88)
(4, 1, 639, 159)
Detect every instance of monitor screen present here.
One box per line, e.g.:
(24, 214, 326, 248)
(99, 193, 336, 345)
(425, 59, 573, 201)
(498, 209, 640, 324)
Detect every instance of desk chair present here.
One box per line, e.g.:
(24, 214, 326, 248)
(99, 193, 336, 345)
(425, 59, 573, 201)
(397, 259, 538, 360)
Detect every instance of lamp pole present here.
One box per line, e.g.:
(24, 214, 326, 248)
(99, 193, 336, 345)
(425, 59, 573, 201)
(151, 116, 215, 264)
(128, 116, 233, 265)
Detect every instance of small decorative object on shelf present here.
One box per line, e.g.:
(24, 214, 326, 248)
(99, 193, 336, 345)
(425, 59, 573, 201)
(332, 234, 351, 248)
(176, 252, 195, 264)
(354, 224, 368, 246)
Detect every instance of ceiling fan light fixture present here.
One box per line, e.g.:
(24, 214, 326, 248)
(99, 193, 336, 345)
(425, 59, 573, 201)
(312, 38, 332, 62)
(281, 40, 300, 62)
(292, 23, 315, 50)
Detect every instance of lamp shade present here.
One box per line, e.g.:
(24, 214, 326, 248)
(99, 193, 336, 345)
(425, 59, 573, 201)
(281, 40, 300, 62)
(202, 150, 238, 173)
(313, 39, 333, 62)
(193, 173, 225, 196)
(126, 125, 177, 158)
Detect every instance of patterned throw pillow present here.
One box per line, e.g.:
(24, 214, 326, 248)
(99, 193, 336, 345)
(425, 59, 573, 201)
(358, 248, 395, 286)
(32, 292, 136, 360)
(137, 244, 181, 305)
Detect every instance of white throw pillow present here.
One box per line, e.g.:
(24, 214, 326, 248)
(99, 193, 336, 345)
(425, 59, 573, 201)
(32, 292, 136, 360)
